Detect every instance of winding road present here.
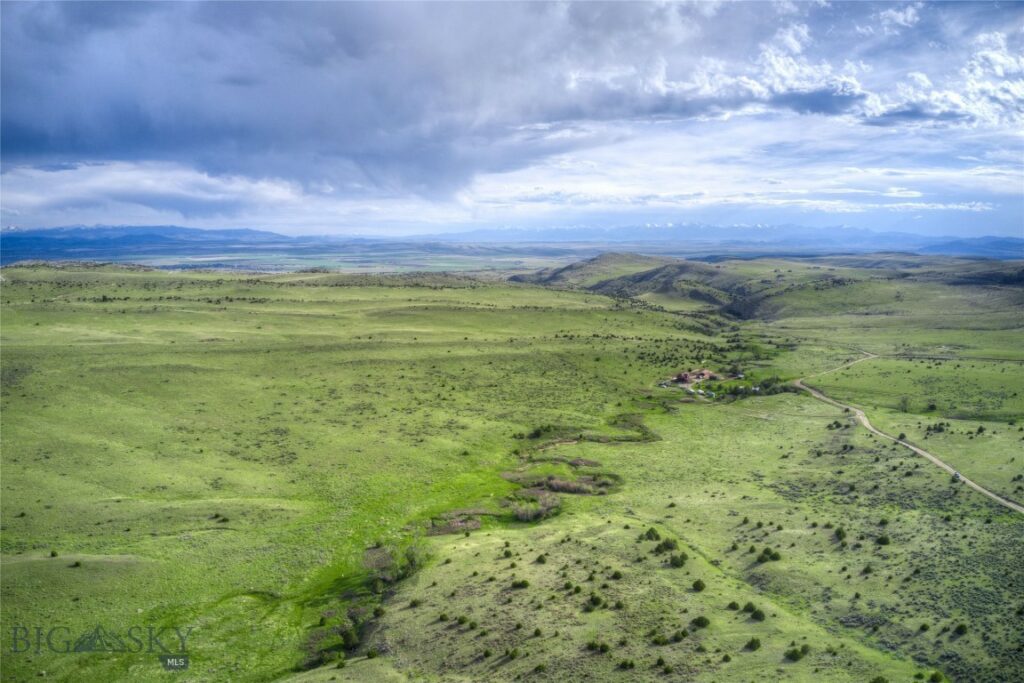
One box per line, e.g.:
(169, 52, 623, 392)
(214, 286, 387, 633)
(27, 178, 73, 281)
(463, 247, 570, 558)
(794, 353, 1024, 516)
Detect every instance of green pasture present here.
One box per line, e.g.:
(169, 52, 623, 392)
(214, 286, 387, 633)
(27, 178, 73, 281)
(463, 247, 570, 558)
(1, 257, 1021, 682)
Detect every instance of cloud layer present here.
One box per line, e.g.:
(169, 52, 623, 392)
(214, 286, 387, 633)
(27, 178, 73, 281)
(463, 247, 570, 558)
(2, 1, 1022, 235)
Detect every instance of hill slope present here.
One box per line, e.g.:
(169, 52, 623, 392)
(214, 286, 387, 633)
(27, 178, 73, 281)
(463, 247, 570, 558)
(510, 252, 679, 288)
(560, 253, 1024, 320)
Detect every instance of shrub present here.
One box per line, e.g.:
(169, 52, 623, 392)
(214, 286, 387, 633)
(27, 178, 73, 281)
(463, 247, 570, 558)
(929, 673, 943, 682)
(669, 554, 687, 568)
(876, 535, 891, 546)
(409, 599, 421, 608)
(954, 624, 967, 636)
(692, 579, 706, 592)
(511, 579, 530, 589)
(784, 647, 804, 661)
(512, 492, 561, 521)
(342, 628, 359, 649)
(727, 601, 740, 610)
(653, 539, 679, 554)
(745, 637, 761, 651)
(751, 609, 766, 621)
(742, 602, 755, 613)
(691, 616, 710, 628)
(457, 615, 467, 625)
(611, 570, 623, 580)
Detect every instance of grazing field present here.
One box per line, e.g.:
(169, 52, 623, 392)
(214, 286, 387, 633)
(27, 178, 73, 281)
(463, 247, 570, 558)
(1, 255, 1022, 682)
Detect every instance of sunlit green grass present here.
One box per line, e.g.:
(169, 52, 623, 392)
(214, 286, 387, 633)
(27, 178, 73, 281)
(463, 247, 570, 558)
(1, 260, 1021, 683)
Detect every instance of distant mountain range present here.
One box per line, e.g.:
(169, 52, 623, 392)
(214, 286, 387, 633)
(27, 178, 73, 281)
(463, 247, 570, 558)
(430, 224, 1024, 257)
(1, 224, 1021, 266)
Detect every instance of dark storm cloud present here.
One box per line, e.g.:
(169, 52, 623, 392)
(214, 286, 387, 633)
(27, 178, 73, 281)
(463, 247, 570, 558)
(1, 1, 1021, 234)
(0, 1, 950, 196)
(3, 2, 639, 194)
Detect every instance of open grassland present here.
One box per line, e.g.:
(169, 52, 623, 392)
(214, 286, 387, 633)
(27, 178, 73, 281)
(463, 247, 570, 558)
(805, 357, 1024, 502)
(1, 256, 1022, 683)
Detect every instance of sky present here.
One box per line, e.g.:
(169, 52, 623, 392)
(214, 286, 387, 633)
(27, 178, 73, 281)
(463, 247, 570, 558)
(2, 1, 1022, 237)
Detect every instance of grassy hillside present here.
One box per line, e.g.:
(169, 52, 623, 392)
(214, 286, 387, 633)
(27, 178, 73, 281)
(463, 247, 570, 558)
(510, 253, 679, 288)
(1, 258, 1022, 683)
(583, 254, 1024, 323)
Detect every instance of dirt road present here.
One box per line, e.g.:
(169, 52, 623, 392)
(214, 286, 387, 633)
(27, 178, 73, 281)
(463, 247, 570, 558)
(794, 354, 1024, 516)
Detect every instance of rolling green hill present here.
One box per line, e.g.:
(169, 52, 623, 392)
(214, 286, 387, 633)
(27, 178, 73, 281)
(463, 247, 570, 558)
(574, 254, 1024, 322)
(2, 256, 1022, 683)
(509, 253, 679, 288)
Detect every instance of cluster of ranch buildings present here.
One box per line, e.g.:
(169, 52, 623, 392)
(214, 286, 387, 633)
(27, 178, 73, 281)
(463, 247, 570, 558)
(658, 368, 751, 398)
